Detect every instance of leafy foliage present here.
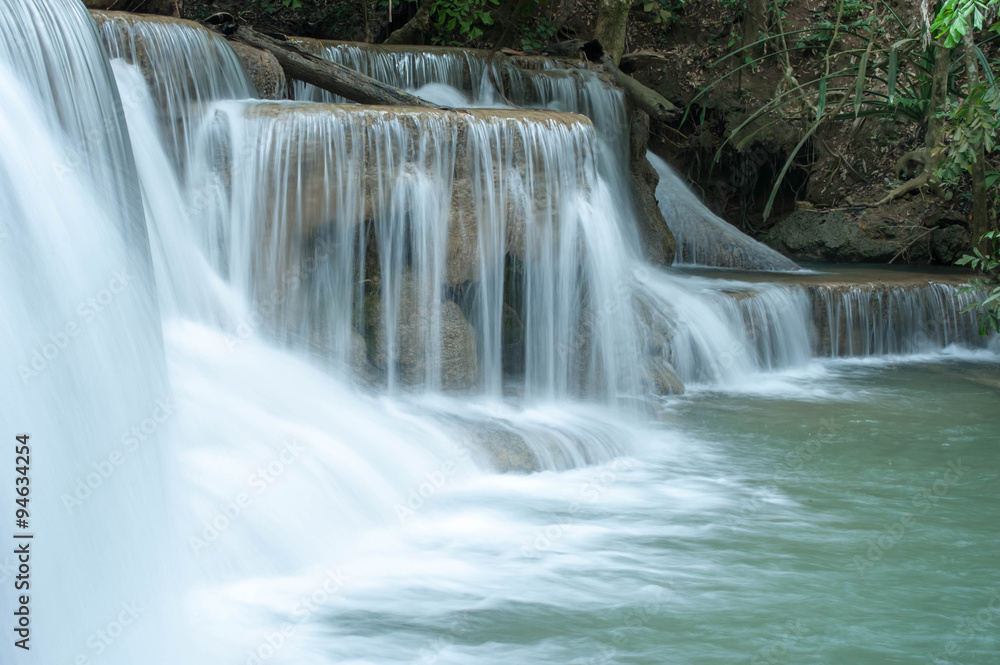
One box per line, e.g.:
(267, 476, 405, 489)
(520, 17, 558, 51)
(936, 81, 1000, 185)
(956, 231, 1000, 334)
(688, 31, 947, 217)
(429, 0, 498, 43)
(931, 0, 998, 47)
(641, 0, 684, 25)
(687, 0, 1000, 220)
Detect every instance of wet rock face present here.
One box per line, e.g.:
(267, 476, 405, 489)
(930, 223, 971, 265)
(765, 202, 973, 265)
(229, 42, 285, 100)
(466, 428, 540, 473)
(629, 107, 676, 265)
(647, 361, 684, 395)
(766, 209, 926, 262)
(371, 276, 479, 391)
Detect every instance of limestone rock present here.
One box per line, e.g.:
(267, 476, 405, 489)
(371, 279, 479, 391)
(766, 208, 932, 263)
(930, 224, 971, 265)
(629, 106, 676, 265)
(647, 361, 684, 395)
(466, 428, 539, 473)
(230, 42, 286, 100)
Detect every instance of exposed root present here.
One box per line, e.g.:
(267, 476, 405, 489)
(893, 149, 930, 177)
(870, 147, 943, 207)
(872, 170, 932, 207)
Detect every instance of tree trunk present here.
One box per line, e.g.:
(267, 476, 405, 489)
(594, 0, 630, 63)
(741, 0, 768, 55)
(226, 26, 436, 108)
(926, 40, 951, 147)
(384, 0, 431, 44)
(600, 54, 680, 122)
(962, 23, 990, 248)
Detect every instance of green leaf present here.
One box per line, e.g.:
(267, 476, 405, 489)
(886, 46, 898, 103)
(481, 11, 493, 24)
(763, 118, 824, 221)
(854, 46, 870, 116)
(817, 76, 827, 118)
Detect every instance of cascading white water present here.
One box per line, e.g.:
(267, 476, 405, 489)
(646, 151, 802, 272)
(811, 282, 987, 356)
(296, 43, 628, 152)
(0, 2, 183, 663)
(183, 101, 647, 403)
(94, 11, 256, 168)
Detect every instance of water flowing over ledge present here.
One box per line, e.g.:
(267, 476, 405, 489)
(647, 151, 803, 272)
(191, 101, 651, 403)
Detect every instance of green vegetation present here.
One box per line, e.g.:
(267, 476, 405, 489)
(641, 0, 684, 26)
(429, 0, 497, 43)
(957, 231, 1000, 334)
(519, 17, 558, 51)
(686, 0, 999, 222)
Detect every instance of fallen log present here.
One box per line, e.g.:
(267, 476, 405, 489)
(600, 53, 680, 122)
(224, 26, 436, 108)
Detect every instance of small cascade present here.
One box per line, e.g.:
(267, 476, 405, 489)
(810, 282, 988, 357)
(638, 272, 814, 385)
(93, 11, 255, 167)
(639, 272, 994, 387)
(647, 151, 802, 272)
(295, 42, 628, 153)
(292, 44, 496, 103)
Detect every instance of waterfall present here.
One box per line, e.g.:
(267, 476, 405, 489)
(294, 42, 628, 153)
(638, 272, 992, 387)
(0, 2, 179, 663)
(646, 151, 802, 272)
(810, 282, 986, 357)
(94, 10, 256, 168)
(183, 102, 646, 402)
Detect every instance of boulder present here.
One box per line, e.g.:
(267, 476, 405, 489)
(465, 427, 540, 473)
(371, 275, 479, 390)
(229, 42, 286, 100)
(930, 223, 972, 265)
(765, 208, 931, 263)
(647, 361, 685, 395)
